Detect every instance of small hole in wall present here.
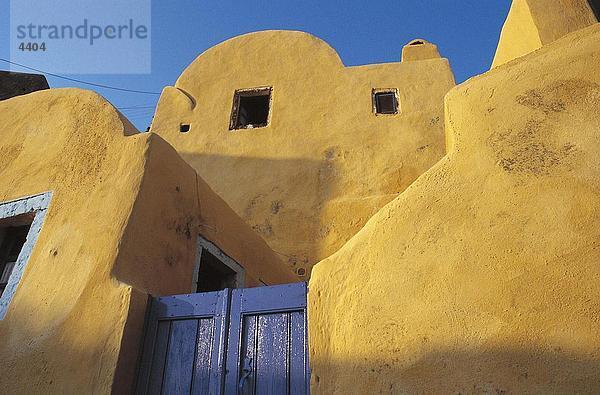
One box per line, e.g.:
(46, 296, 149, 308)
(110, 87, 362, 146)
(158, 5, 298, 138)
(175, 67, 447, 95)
(180, 124, 191, 133)
(409, 40, 424, 46)
(296, 268, 306, 276)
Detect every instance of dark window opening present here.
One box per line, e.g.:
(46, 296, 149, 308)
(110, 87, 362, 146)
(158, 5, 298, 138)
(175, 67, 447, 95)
(230, 88, 272, 130)
(180, 123, 191, 133)
(410, 40, 424, 46)
(196, 248, 237, 292)
(374, 91, 399, 115)
(589, 0, 600, 21)
(0, 225, 30, 296)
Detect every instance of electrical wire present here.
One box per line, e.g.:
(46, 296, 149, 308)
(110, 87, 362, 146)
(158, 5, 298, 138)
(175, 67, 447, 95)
(0, 58, 161, 95)
(116, 105, 156, 110)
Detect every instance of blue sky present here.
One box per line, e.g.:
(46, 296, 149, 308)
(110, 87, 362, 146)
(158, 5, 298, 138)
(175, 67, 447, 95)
(1, 1, 512, 130)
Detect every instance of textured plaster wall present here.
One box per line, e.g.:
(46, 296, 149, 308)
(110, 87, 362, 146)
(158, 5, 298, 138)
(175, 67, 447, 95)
(492, 0, 597, 68)
(0, 89, 147, 393)
(0, 89, 295, 393)
(152, 31, 455, 277)
(309, 24, 600, 393)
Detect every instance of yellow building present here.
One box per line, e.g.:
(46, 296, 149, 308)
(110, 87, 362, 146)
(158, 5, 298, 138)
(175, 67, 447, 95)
(151, 32, 454, 277)
(0, 1, 599, 393)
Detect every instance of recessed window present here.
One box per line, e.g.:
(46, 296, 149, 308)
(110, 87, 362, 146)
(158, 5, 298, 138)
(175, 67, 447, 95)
(0, 192, 51, 320)
(230, 87, 272, 130)
(0, 224, 31, 297)
(373, 89, 399, 115)
(410, 40, 424, 46)
(193, 236, 245, 293)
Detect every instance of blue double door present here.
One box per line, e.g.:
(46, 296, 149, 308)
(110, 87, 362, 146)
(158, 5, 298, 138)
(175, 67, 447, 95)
(136, 283, 309, 395)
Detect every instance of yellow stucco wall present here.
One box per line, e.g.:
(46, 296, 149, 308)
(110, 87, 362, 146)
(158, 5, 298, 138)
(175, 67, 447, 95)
(492, 0, 597, 68)
(309, 23, 600, 393)
(151, 30, 456, 277)
(0, 89, 147, 393)
(0, 88, 296, 393)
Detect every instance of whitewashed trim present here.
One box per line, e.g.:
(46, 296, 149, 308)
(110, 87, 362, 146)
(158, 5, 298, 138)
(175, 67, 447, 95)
(0, 192, 52, 320)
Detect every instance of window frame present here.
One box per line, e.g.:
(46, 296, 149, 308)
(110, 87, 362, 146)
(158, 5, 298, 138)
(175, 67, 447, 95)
(192, 235, 245, 293)
(0, 192, 51, 320)
(372, 88, 400, 116)
(229, 86, 273, 130)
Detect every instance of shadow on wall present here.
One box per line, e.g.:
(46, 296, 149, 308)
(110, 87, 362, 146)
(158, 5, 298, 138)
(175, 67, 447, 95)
(311, 348, 600, 393)
(0, 286, 146, 393)
(179, 153, 336, 277)
(3, 295, 600, 393)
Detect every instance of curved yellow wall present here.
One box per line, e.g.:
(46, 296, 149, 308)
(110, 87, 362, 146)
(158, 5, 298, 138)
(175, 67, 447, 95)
(152, 31, 455, 277)
(492, 0, 597, 68)
(309, 24, 600, 393)
(0, 89, 148, 393)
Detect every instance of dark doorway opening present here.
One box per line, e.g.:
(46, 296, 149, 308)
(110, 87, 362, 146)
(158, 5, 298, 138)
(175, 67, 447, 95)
(196, 248, 237, 293)
(0, 223, 31, 296)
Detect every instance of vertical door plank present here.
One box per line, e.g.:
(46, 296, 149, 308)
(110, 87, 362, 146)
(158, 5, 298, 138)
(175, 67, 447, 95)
(289, 311, 307, 395)
(148, 320, 171, 395)
(208, 289, 230, 395)
(191, 318, 214, 395)
(162, 319, 199, 394)
(255, 313, 289, 394)
(239, 315, 258, 395)
(224, 289, 244, 393)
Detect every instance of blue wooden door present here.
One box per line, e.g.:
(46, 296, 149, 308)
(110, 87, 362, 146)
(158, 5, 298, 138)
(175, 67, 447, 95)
(136, 290, 231, 395)
(136, 283, 309, 395)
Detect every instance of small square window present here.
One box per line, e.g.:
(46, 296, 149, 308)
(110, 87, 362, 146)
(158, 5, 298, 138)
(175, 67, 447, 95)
(373, 90, 399, 115)
(230, 87, 272, 130)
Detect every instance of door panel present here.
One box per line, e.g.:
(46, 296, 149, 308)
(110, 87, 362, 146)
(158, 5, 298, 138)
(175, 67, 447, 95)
(191, 318, 216, 395)
(254, 313, 291, 394)
(136, 290, 230, 395)
(163, 319, 198, 394)
(225, 283, 309, 395)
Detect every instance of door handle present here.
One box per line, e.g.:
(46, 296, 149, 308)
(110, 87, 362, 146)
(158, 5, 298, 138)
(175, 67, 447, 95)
(238, 356, 253, 394)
